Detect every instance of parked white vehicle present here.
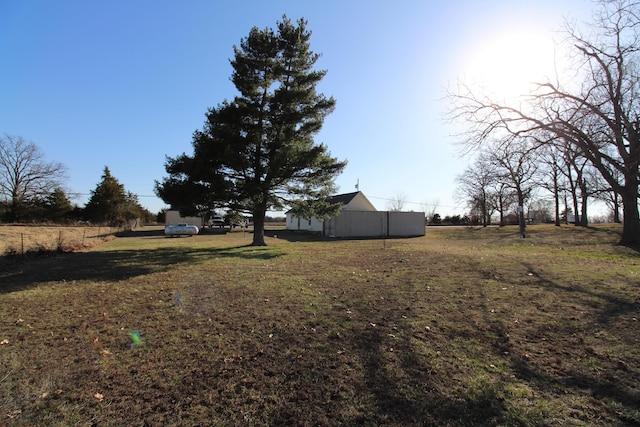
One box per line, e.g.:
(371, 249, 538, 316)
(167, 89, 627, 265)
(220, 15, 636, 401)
(164, 223, 199, 237)
(209, 216, 226, 227)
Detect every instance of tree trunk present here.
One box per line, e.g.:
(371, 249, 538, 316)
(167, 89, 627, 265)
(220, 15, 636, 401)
(553, 171, 561, 226)
(517, 190, 526, 238)
(482, 199, 488, 227)
(565, 161, 580, 225)
(580, 183, 588, 227)
(498, 193, 505, 227)
(251, 204, 267, 246)
(620, 185, 640, 246)
(613, 191, 621, 223)
(571, 189, 580, 226)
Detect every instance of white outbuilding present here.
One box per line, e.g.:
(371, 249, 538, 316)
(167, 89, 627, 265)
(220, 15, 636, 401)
(165, 210, 204, 227)
(286, 191, 425, 238)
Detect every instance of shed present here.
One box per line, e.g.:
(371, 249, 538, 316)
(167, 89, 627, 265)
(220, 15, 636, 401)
(286, 191, 425, 238)
(165, 210, 204, 227)
(286, 191, 376, 232)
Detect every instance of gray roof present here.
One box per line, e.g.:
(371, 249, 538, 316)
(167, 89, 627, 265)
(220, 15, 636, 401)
(285, 191, 363, 214)
(326, 192, 360, 206)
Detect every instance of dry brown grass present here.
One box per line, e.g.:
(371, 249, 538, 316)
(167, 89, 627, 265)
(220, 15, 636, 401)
(0, 224, 638, 426)
(0, 225, 117, 255)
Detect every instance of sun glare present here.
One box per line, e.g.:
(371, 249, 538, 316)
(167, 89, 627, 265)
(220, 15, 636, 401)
(463, 29, 561, 102)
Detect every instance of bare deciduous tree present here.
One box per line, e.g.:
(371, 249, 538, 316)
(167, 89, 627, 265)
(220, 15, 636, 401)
(387, 191, 408, 211)
(456, 153, 497, 227)
(449, 0, 640, 245)
(592, 165, 623, 222)
(536, 144, 567, 226)
(422, 199, 440, 223)
(0, 134, 67, 222)
(490, 139, 539, 237)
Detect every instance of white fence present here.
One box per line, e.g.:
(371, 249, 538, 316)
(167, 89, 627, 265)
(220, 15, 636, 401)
(323, 211, 425, 238)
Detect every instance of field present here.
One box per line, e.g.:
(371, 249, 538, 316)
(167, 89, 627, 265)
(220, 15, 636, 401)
(0, 224, 638, 426)
(0, 225, 118, 255)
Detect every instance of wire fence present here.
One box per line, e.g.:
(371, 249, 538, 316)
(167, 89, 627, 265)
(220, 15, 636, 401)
(0, 226, 121, 255)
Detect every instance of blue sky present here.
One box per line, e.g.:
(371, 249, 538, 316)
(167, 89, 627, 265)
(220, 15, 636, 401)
(1, 0, 590, 216)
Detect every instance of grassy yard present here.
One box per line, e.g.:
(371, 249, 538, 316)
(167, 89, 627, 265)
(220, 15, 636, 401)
(0, 224, 638, 426)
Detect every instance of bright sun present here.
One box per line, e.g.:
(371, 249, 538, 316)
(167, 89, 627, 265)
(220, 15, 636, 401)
(463, 29, 562, 102)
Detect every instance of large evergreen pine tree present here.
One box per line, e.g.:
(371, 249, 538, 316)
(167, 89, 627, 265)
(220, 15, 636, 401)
(85, 166, 138, 226)
(156, 16, 346, 245)
(44, 187, 73, 223)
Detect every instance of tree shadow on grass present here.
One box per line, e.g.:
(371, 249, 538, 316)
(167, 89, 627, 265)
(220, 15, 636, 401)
(461, 224, 628, 248)
(519, 261, 639, 325)
(469, 256, 640, 424)
(351, 323, 508, 426)
(115, 227, 240, 239)
(115, 228, 166, 238)
(264, 229, 324, 242)
(0, 244, 282, 294)
(263, 229, 425, 243)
